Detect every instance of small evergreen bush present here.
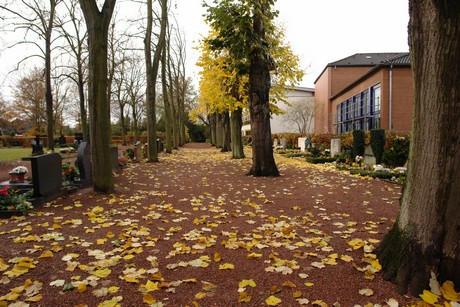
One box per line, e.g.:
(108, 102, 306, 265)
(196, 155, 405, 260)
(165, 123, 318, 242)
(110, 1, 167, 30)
(352, 130, 365, 158)
(383, 136, 410, 167)
(370, 129, 386, 164)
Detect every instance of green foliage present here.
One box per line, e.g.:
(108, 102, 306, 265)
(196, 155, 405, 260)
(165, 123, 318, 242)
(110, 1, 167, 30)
(370, 129, 386, 164)
(285, 152, 309, 158)
(0, 148, 32, 162)
(124, 148, 135, 160)
(383, 136, 410, 167)
(352, 130, 365, 158)
(62, 163, 79, 181)
(0, 186, 33, 212)
(306, 157, 342, 164)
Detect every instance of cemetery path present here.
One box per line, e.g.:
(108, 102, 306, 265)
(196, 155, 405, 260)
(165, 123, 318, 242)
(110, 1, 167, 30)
(0, 143, 418, 306)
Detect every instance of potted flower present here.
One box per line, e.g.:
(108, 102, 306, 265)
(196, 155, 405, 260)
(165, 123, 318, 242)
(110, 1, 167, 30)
(62, 163, 79, 182)
(9, 166, 29, 183)
(355, 155, 364, 167)
(0, 186, 33, 215)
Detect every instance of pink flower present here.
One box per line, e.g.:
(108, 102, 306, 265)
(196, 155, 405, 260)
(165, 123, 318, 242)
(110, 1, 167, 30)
(0, 186, 10, 197)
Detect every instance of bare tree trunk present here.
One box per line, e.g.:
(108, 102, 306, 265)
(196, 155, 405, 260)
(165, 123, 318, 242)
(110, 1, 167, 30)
(215, 112, 223, 148)
(247, 4, 279, 177)
(209, 113, 216, 146)
(231, 107, 244, 159)
(377, 0, 460, 295)
(79, 0, 116, 193)
(162, 34, 172, 153)
(45, 0, 57, 151)
(145, 0, 167, 162)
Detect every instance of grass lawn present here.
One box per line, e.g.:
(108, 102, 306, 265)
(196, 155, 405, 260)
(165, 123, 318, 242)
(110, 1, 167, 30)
(0, 148, 33, 162)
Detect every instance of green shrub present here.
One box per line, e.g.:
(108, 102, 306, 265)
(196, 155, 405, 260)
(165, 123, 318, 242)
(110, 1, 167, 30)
(370, 129, 386, 164)
(124, 148, 135, 160)
(383, 136, 410, 167)
(306, 157, 343, 164)
(286, 152, 309, 158)
(352, 130, 365, 158)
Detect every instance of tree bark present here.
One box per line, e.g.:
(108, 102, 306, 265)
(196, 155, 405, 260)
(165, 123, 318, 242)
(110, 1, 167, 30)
(45, 0, 57, 151)
(215, 112, 223, 148)
(247, 4, 279, 176)
(162, 43, 172, 154)
(377, 0, 460, 295)
(79, 0, 116, 193)
(221, 110, 231, 152)
(231, 107, 245, 159)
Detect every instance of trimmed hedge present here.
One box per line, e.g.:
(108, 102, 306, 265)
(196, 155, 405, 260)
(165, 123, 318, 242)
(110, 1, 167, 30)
(370, 129, 386, 164)
(306, 157, 345, 164)
(352, 130, 365, 158)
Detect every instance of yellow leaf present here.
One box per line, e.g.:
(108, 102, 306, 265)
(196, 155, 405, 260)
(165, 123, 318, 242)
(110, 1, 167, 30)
(440, 281, 460, 302)
(195, 292, 207, 299)
(238, 279, 256, 288)
(38, 250, 53, 258)
(219, 263, 235, 270)
(340, 255, 353, 262)
(213, 252, 221, 262)
(247, 252, 262, 259)
(0, 258, 9, 271)
(304, 282, 314, 287)
(348, 238, 365, 250)
(77, 283, 87, 293)
(108, 286, 119, 294)
(311, 300, 328, 307)
(282, 281, 296, 288)
(143, 280, 159, 292)
(96, 238, 107, 245)
(238, 291, 251, 303)
(266, 295, 282, 306)
(97, 296, 122, 307)
(182, 278, 197, 283)
(143, 294, 156, 304)
(26, 293, 43, 302)
(0, 292, 19, 301)
(293, 290, 302, 298)
(371, 259, 382, 271)
(123, 254, 135, 260)
(420, 290, 439, 304)
(92, 268, 111, 278)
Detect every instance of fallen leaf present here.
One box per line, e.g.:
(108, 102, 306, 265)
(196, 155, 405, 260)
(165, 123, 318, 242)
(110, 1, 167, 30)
(359, 288, 374, 296)
(419, 290, 439, 304)
(266, 295, 282, 306)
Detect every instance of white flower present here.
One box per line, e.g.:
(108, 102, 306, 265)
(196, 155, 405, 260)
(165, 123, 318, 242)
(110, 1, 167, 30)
(9, 166, 28, 174)
(355, 155, 363, 162)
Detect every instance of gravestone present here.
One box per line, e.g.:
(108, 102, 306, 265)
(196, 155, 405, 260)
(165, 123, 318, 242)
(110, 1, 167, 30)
(31, 135, 44, 156)
(298, 137, 307, 152)
(364, 145, 376, 165)
(330, 139, 341, 157)
(143, 143, 148, 158)
(110, 146, 119, 170)
(23, 153, 62, 201)
(133, 142, 141, 162)
(280, 138, 287, 150)
(59, 135, 66, 145)
(273, 139, 278, 149)
(77, 142, 92, 184)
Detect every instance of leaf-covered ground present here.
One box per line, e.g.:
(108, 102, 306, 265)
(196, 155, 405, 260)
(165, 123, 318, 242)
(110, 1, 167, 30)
(0, 143, 419, 306)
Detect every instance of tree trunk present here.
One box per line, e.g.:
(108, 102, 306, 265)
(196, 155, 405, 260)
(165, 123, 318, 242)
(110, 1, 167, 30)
(79, 0, 116, 193)
(45, 0, 57, 151)
(215, 112, 223, 148)
(78, 72, 89, 142)
(247, 4, 279, 177)
(162, 41, 172, 153)
(209, 113, 216, 146)
(145, 0, 167, 162)
(377, 0, 460, 295)
(231, 107, 245, 159)
(221, 110, 231, 152)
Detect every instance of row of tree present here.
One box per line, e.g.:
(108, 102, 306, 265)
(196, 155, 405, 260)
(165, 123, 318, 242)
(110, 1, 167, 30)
(0, 0, 195, 191)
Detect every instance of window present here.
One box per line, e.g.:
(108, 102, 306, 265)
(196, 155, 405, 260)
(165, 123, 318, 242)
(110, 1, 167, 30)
(336, 85, 381, 133)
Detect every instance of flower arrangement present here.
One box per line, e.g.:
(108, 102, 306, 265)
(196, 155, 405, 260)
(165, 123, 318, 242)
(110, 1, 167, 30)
(0, 186, 33, 212)
(9, 166, 28, 174)
(62, 163, 79, 181)
(118, 157, 127, 169)
(355, 155, 364, 167)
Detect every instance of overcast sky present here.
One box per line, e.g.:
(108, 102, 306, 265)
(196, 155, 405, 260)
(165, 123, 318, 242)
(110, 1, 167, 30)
(0, 0, 410, 99)
(175, 0, 410, 88)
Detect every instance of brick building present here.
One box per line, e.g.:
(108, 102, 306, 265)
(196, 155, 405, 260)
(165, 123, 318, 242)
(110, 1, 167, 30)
(313, 53, 413, 134)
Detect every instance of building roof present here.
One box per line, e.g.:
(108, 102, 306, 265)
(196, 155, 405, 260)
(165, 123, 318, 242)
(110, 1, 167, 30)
(328, 52, 404, 67)
(330, 52, 411, 100)
(314, 52, 410, 84)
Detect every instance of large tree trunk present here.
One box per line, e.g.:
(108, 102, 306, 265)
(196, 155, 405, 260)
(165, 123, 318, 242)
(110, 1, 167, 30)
(78, 72, 89, 142)
(247, 4, 279, 177)
(45, 0, 57, 151)
(145, 0, 167, 162)
(79, 0, 116, 193)
(215, 112, 223, 148)
(209, 113, 216, 146)
(377, 0, 460, 295)
(162, 47, 172, 154)
(231, 107, 245, 159)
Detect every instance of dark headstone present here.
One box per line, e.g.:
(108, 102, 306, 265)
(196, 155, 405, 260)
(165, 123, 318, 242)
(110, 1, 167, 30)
(74, 132, 83, 142)
(59, 135, 66, 145)
(133, 143, 141, 162)
(77, 142, 92, 184)
(23, 153, 62, 200)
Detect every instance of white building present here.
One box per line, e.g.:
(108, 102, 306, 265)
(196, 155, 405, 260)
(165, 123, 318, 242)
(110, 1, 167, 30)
(242, 86, 315, 136)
